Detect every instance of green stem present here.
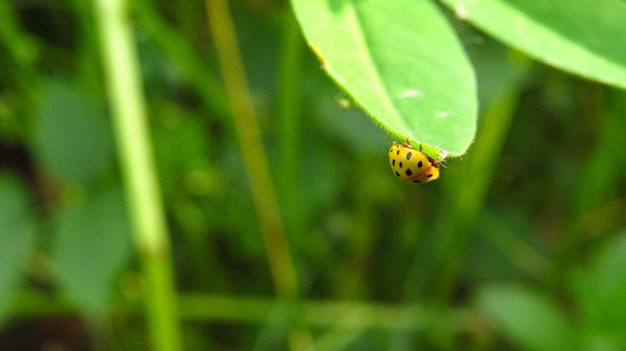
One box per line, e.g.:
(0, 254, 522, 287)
(204, 1, 313, 349)
(92, 0, 181, 350)
(565, 88, 626, 242)
(433, 78, 522, 299)
(277, 8, 305, 239)
(14, 291, 487, 335)
(204, 0, 297, 302)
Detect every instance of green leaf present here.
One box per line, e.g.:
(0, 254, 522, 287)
(291, 0, 477, 157)
(572, 230, 626, 329)
(440, 0, 626, 89)
(33, 81, 114, 184)
(52, 188, 132, 316)
(0, 173, 36, 325)
(476, 284, 580, 351)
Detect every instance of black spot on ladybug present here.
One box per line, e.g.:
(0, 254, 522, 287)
(395, 171, 400, 177)
(405, 169, 413, 176)
(392, 159, 395, 166)
(396, 150, 400, 155)
(406, 152, 412, 160)
(417, 161, 423, 168)
(427, 174, 433, 178)
(399, 162, 403, 168)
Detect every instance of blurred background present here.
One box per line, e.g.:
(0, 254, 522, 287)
(1, 0, 625, 350)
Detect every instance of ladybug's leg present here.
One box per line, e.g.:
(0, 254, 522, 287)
(427, 155, 439, 168)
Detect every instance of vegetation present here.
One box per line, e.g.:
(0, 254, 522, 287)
(0, 0, 625, 350)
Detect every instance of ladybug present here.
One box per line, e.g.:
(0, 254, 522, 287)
(388, 140, 440, 184)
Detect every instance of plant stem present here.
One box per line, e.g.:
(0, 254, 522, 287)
(277, 8, 305, 239)
(434, 76, 522, 299)
(14, 291, 487, 335)
(204, 0, 297, 303)
(204, 0, 313, 349)
(92, 0, 181, 350)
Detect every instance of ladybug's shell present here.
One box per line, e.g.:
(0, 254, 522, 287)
(388, 142, 440, 184)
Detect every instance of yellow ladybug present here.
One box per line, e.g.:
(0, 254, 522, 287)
(388, 140, 440, 184)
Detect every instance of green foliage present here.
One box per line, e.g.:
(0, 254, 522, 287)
(439, 0, 626, 89)
(573, 231, 626, 334)
(477, 284, 580, 351)
(478, 231, 626, 351)
(0, 174, 36, 324)
(51, 188, 132, 317)
(293, 0, 626, 158)
(291, 0, 477, 157)
(0, 0, 625, 350)
(33, 81, 114, 185)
